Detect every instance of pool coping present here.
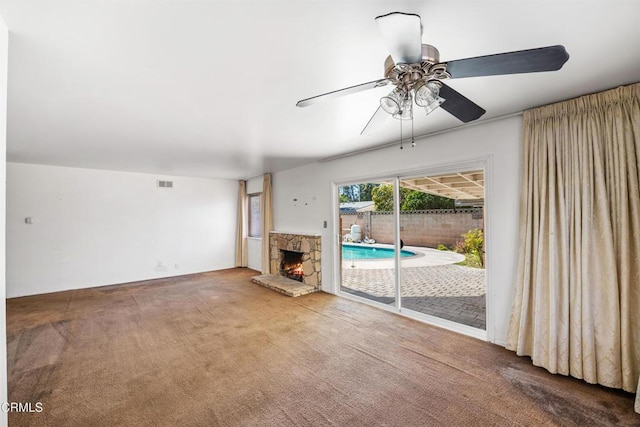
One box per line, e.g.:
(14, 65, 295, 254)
(342, 242, 424, 260)
(341, 243, 465, 270)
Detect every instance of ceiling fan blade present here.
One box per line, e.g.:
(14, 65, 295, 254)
(361, 105, 390, 135)
(438, 83, 486, 123)
(296, 79, 390, 107)
(375, 12, 423, 64)
(445, 45, 569, 79)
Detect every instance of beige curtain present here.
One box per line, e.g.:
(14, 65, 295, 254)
(261, 173, 273, 274)
(506, 84, 640, 413)
(235, 180, 247, 267)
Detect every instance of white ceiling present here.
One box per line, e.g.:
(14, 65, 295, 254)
(1, 1, 639, 180)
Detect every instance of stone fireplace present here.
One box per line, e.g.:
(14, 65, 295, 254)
(269, 232, 321, 290)
(252, 232, 321, 297)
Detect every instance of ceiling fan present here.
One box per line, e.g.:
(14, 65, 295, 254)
(296, 12, 569, 136)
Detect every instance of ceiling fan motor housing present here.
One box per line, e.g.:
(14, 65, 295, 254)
(421, 44, 440, 63)
(384, 44, 449, 92)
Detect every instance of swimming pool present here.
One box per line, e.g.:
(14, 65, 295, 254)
(342, 244, 415, 260)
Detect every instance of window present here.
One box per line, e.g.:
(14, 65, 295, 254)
(248, 193, 262, 237)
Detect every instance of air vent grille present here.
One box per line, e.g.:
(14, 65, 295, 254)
(157, 180, 174, 188)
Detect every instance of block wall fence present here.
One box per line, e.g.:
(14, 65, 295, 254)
(341, 208, 484, 248)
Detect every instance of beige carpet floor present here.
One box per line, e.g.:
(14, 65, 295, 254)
(7, 268, 639, 426)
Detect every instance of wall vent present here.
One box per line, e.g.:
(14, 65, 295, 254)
(157, 180, 174, 189)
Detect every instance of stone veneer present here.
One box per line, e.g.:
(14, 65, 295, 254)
(269, 232, 321, 291)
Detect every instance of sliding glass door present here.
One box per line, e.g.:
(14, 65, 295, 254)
(398, 171, 486, 330)
(339, 180, 396, 308)
(337, 167, 487, 335)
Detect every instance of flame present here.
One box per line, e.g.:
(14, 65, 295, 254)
(284, 262, 304, 279)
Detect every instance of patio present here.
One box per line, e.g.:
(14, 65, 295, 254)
(341, 245, 486, 329)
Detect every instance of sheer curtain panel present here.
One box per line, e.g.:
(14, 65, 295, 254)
(235, 180, 247, 267)
(261, 174, 273, 274)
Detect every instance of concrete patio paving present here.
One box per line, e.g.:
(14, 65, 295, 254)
(340, 245, 486, 329)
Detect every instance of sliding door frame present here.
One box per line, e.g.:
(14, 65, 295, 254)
(332, 155, 494, 342)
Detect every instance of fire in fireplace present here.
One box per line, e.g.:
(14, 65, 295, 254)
(280, 250, 304, 282)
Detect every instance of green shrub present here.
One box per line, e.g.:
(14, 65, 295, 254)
(402, 191, 454, 210)
(436, 244, 449, 251)
(453, 240, 466, 254)
(453, 229, 484, 268)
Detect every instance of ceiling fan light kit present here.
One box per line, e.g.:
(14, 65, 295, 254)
(296, 11, 569, 148)
(381, 89, 414, 120)
(379, 89, 403, 116)
(414, 81, 445, 114)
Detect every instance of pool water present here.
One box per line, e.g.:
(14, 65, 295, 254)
(342, 244, 415, 260)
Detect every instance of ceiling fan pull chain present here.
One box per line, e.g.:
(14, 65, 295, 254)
(399, 115, 403, 149)
(411, 116, 415, 148)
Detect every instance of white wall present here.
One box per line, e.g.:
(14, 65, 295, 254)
(247, 238, 262, 271)
(246, 175, 263, 271)
(6, 163, 237, 297)
(272, 116, 522, 345)
(0, 13, 8, 427)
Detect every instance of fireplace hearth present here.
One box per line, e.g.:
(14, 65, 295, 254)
(252, 232, 321, 297)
